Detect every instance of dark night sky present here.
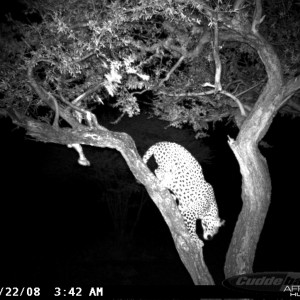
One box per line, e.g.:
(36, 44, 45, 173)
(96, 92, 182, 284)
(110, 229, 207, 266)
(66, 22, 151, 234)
(0, 0, 24, 22)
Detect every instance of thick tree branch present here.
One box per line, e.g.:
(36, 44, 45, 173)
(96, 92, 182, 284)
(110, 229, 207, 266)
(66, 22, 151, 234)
(8, 112, 214, 285)
(220, 0, 300, 278)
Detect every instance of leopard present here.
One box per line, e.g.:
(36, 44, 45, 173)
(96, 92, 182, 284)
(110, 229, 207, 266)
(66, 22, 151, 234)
(142, 141, 224, 246)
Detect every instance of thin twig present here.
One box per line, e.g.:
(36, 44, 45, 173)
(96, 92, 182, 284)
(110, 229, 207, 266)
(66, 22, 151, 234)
(236, 79, 265, 97)
(158, 56, 185, 87)
(212, 9, 222, 92)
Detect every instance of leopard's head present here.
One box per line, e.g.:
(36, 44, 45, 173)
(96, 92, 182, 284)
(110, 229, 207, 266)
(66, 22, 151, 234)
(201, 216, 225, 240)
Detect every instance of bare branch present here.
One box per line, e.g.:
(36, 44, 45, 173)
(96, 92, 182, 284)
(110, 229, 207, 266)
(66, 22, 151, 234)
(158, 89, 216, 106)
(60, 92, 90, 117)
(252, 0, 265, 34)
(158, 86, 246, 116)
(279, 94, 294, 109)
(71, 81, 104, 106)
(202, 83, 246, 116)
(59, 92, 108, 131)
(49, 92, 59, 129)
(132, 89, 148, 96)
(282, 76, 300, 101)
(74, 52, 96, 63)
(27, 60, 78, 128)
(111, 111, 125, 125)
(235, 79, 266, 98)
(158, 56, 185, 87)
(225, 79, 245, 90)
(233, 0, 247, 11)
(212, 11, 222, 92)
(221, 90, 246, 116)
(286, 100, 300, 113)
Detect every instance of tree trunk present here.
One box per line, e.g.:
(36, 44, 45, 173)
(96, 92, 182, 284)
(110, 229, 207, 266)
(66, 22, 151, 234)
(222, 16, 300, 274)
(223, 65, 282, 277)
(221, 0, 300, 274)
(225, 137, 271, 277)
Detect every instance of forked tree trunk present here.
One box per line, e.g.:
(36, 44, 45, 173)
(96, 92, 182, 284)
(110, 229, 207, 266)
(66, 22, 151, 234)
(223, 23, 300, 276)
(223, 55, 281, 277)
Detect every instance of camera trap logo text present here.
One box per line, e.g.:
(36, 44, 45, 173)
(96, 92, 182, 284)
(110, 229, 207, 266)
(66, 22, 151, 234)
(223, 272, 300, 296)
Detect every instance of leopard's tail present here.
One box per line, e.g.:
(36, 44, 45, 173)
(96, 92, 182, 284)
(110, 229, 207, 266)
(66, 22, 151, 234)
(142, 145, 157, 164)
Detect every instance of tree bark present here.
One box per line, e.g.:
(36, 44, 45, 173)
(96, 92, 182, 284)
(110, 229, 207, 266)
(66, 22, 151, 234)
(223, 17, 300, 277)
(225, 136, 271, 277)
